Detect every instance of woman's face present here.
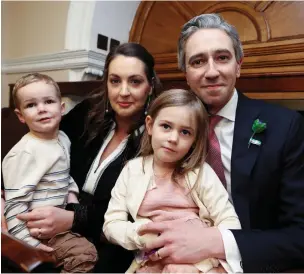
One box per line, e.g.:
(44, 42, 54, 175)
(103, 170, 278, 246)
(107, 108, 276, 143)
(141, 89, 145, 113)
(107, 55, 151, 121)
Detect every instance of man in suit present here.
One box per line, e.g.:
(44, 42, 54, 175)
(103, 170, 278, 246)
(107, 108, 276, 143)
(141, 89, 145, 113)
(139, 13, 304, 272)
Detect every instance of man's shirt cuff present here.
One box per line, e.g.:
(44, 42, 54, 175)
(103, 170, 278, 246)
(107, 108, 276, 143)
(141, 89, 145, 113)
(218, 228, 243, 273)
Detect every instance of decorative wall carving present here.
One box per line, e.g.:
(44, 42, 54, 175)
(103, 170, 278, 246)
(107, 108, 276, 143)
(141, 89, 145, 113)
(129, 1, 304, 99)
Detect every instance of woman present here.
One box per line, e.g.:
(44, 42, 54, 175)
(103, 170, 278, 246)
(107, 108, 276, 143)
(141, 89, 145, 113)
(11, 43, 161, 272)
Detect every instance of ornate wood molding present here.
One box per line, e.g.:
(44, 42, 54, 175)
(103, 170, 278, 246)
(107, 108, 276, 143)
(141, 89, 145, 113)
(201, 1, 269, 42)
(170, 1, 196, 21)
(153, 39, 304, 79)
(130, 0, 304, 96)
(129, 1, 155, 43)
(254, 1, 274, 12)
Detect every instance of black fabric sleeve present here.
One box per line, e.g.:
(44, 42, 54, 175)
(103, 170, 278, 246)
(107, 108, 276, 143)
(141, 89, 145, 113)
(66, 202, 108, 241)
(65, 203, 88, 235)
(60, 99, 90, 142)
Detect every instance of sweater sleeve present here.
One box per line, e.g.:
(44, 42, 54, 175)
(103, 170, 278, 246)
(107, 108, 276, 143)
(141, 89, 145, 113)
(103, 163, 149, 250)
(197, 164, 241, 229)
(2, 150, 45, 247)
(68, 176, 79, 195)
(58, 131, 79, 196)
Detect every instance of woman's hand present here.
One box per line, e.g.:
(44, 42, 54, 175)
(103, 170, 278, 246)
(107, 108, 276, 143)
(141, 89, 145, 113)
(17, 206, 74, 239)
(1, 197, 8, 232)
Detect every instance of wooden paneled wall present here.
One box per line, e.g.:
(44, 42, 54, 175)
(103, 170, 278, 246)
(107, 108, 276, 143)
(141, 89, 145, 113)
(129, 1, 304, 100)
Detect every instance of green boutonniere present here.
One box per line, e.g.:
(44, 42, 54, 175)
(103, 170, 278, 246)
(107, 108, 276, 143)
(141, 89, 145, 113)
(248, 119, 267, 148)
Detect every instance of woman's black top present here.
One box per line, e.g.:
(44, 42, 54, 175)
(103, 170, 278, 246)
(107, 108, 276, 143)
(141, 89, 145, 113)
(60, 99, 142, 272)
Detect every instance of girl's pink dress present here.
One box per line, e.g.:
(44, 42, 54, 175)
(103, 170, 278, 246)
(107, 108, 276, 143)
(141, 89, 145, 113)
(136, 177, 200, 273)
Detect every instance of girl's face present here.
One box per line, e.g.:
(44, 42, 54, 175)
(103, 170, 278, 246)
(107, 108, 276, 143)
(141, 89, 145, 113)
(107, 55, 151, 121)
(146, 106, 197, 168)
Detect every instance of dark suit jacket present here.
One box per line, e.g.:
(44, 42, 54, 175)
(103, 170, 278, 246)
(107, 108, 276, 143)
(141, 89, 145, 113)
(230, 93, 304, 272)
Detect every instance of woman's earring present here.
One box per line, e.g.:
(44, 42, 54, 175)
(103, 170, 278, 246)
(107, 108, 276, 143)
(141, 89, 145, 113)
(105, 101, 109, 113)
(144, 89, 153, 115)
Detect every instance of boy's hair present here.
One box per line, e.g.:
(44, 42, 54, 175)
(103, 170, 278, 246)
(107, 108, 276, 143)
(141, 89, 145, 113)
(12, 73, 61, 109)
(139, 89, 209, 183)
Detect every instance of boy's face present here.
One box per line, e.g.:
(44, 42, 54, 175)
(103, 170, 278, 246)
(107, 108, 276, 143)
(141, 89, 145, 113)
(15, 81, 65, 139)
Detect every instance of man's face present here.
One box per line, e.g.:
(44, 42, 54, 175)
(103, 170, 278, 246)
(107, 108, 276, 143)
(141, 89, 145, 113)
(184, 28, 241, 113)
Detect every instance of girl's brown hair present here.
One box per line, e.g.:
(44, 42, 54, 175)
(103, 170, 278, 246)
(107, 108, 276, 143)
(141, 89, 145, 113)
(84, 42, 161, 146)
(139, 89, 209, 182)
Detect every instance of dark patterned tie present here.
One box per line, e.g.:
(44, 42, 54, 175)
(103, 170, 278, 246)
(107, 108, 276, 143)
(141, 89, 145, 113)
(206, 115, 227, 187)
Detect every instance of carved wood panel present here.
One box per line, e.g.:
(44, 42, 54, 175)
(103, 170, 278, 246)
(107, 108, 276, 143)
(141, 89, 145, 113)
(129, 1, 304, 99)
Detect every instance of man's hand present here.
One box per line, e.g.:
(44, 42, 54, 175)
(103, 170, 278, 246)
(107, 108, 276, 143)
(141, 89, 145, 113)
(138, 218, 226, 265)
(1, 197, 8, 232)
(17, 206, 74, 239)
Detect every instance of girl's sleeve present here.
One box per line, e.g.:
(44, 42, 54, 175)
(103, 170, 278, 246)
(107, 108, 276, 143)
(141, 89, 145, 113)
(197, 163, 241, 229)
(103, 163, 149, 250)
(2, 151, 44, 247)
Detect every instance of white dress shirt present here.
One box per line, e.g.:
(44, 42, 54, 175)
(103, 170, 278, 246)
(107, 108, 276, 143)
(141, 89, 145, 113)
(214, 90, 243, 273)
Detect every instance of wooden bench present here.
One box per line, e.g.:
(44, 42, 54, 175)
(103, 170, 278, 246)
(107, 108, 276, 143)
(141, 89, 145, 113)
(1, 232, 57, 273)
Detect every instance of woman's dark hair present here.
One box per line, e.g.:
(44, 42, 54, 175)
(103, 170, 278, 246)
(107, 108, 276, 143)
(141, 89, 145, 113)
(84, 42, 161, 146)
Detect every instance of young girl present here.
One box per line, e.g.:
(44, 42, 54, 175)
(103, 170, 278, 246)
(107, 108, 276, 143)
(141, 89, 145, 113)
(103, 89, 241, 273)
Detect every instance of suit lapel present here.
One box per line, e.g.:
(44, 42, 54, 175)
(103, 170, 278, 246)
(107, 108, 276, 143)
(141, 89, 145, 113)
(128, 156, 154, 219)
(231, 93, 264, 229)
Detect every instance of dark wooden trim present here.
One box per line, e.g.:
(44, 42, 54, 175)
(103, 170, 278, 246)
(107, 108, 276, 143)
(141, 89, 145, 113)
(159, 74, 304, 100)
(236, 75, 304, 93)
(8, 74, 304, 108)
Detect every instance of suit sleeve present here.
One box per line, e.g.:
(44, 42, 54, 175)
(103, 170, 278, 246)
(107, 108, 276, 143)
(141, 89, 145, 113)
(231, 112, 304, 272)
(103, 163, 150, 250)
(2, 151, 44, 247)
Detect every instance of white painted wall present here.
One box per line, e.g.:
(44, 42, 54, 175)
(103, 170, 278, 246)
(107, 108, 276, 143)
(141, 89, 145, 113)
(90, 1, 140, 53)
(1, 1, 140, 107)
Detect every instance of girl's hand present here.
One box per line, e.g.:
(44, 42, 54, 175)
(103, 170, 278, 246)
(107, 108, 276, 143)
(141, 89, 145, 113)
(1, 197, 8, 232)
(17, 206, 74, 239)
(36, 243, 54, 253)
